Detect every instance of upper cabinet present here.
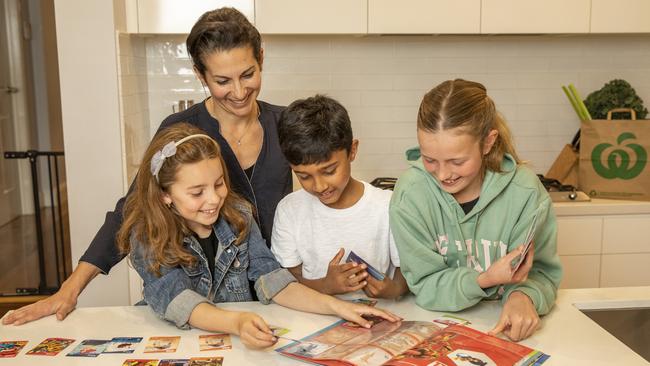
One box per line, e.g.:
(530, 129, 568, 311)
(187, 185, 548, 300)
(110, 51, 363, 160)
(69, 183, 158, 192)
(368, 0, 480, 34)
(591, 0, 650, 33)
(255, 0, 367, 34)
(133, 0, 254, 34)
(481, 0, 591, 34)
(123, 0, 650, 35)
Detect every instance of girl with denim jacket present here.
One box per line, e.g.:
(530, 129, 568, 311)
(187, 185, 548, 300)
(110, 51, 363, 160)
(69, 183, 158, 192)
(116, 123, 399, 349)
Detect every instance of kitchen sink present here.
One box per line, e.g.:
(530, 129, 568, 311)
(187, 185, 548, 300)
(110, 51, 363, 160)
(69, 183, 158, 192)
(581, 307, 650, 362)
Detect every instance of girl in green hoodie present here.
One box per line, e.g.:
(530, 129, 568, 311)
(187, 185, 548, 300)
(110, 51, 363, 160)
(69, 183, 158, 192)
(390, 79, 563, 342)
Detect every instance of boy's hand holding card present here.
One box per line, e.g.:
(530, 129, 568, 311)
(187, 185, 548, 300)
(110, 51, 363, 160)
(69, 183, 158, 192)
(324, 248, 369, 294)
(346, 251, 385, 281)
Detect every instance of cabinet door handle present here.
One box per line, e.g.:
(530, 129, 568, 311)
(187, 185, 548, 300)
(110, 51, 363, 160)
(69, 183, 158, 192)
(2, 86, 19, 94)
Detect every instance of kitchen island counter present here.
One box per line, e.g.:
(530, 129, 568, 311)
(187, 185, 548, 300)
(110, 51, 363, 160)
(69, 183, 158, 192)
(1, 286, 649, 365)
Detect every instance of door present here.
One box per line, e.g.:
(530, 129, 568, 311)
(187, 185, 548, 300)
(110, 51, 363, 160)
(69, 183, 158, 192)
(0, 0, 22, 227)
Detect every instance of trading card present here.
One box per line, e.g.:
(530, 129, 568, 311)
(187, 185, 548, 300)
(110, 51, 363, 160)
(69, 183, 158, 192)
(346, 251, 386, 281)
(285, 341, 335, 358)
(510, 215, 538, 272)
(0, 341, 28, 358)
(103, 337, 143, 353)
(121, 359, 160, 366)
(26, 337, 75, 356)
(199, 334, 231, 351)
(144, 336, 180, 353)
(351, 298, 378, 307)
(188, 356, 223, 365)
(269, 326, 290, 337)
(66, 339, 110, 357)
(432, 314, 471, 328)
(159, 359, 190, 366)
(448, 349, 496, 366)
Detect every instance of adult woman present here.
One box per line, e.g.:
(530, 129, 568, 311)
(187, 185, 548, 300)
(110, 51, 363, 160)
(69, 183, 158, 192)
(3, 7, 291, 326)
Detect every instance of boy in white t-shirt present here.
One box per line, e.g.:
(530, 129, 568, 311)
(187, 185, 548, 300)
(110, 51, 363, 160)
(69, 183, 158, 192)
(271, 95, 409, 299)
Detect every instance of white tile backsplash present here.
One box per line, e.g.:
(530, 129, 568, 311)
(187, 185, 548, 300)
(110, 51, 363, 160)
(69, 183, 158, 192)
(133, 33, 650, 182)
(117, 34, 149, 185)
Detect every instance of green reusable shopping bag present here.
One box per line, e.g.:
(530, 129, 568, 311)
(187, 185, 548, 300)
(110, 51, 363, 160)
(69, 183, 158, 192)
(579, 109, 650, 200)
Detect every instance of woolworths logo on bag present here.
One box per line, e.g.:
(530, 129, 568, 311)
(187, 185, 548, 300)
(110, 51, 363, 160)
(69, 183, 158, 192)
(591, 132, 647, 179)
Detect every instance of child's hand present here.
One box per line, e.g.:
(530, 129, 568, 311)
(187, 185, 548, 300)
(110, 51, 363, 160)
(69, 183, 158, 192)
(324, 248, 368, 294)
(235, 312, 277, 349)
(363, 268, 409, 299)
(477, 243, 534, 289)
(489, 291, 540, 341)
(332, 300, 401, 328)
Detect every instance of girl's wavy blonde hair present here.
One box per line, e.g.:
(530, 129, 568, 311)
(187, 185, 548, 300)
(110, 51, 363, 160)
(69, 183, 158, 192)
(117, 123, 250, 276)
(417, 79, 521, 172)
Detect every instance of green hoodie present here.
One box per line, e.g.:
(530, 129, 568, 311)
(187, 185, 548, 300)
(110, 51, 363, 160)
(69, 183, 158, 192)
(390, 149, 562, 315)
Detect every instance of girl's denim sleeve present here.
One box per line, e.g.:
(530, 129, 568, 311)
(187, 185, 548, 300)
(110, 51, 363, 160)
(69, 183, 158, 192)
(246, 220, 297, 304)
(130, 240, 208, 329)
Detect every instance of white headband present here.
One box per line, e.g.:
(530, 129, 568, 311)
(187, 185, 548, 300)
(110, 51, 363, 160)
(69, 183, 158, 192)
(150, 134, 214, 182)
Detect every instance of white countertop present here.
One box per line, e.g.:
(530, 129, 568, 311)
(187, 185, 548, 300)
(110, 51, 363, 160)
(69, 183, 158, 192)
(1, 286, 649, 365)
(553, 198, 650, 216)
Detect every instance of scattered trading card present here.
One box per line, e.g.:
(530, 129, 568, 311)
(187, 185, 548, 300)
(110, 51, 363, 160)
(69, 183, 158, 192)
(448, 349, 496, 366)
(432, 314, 471, 328)
(121, 359, 160, 366)
(199, 334, 232, 351)
(188, 356, 223, 365)
(285, 341, 335, 358)
(26, 337, 75, 356)
(346, 251, 386, 281)
(511, 215, 538, 272)
(66, 339, 110, 357)
(144, 336, 180, 353)
(269, 325, 290, 337)
(0, 341, 28, 358)
(103, 337, 143, 353)
(351, 298, 378, 307)
(159, 359, 190, 366)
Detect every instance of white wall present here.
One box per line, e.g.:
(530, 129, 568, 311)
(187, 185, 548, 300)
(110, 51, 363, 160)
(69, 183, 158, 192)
(54, 0, 129, 307)
(144, 34, 650, 181)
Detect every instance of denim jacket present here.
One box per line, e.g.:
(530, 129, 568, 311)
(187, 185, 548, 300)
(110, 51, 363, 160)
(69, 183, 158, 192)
(130, 211, 296, 329)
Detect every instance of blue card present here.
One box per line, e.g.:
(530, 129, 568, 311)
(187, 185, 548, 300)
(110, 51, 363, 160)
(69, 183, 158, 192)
(66, 339, 109, 357)
(103, 337, 143, 354)
(346, 251, 385, 281)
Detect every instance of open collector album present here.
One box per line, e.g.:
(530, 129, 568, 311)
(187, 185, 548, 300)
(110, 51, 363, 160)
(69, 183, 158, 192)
(275, 316, 549, 366)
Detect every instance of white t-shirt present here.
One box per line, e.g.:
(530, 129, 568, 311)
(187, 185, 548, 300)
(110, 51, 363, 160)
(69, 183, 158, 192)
(271, 181, 400, 280)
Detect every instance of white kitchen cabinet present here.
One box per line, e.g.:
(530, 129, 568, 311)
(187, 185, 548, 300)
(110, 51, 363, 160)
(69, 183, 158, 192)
(557, 216, 603, 289)
(368, 0, 480, 34)
(135, 0, 254, 34)
(554, 200, 650, 289)
(481, 0, 591, 34)
(556, 217, 602, 256)
(601, 253, 650, 287)
(591, 0, 650, 33)
(559, 255, 601, 289)
(255, 0, 367, 34)
(602, 215, 650, 254)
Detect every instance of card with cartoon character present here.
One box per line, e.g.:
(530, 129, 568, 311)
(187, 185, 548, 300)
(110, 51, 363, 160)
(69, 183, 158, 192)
(26, 337, 75, 356)
(144, 336, 180, 353)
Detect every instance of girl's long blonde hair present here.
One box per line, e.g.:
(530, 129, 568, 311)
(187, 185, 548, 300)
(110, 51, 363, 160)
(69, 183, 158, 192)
(417, 79, 521, 172)
(117, 123, 250, 276)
